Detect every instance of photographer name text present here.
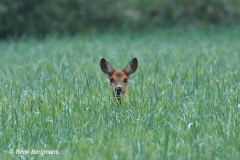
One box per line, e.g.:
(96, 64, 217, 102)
(10, 149, 59, 155)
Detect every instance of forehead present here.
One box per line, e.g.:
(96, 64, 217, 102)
(110, 70, 128, 78)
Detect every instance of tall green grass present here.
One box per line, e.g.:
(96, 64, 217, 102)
(0, 27, 240, 160)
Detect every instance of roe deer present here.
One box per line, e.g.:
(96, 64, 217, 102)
(100, 58, 138, 105)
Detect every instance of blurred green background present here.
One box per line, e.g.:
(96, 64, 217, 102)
(0, 0, 240, 38)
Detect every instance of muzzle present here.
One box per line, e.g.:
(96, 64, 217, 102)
(115, 87, 122, 95)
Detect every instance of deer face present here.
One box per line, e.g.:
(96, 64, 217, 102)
(100, 58, 138, 104)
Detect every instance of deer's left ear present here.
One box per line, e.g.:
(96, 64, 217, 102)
(123, 58, 138, 75)
(100, 58, 114, 75)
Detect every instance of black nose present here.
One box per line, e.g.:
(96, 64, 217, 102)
(115, 87, 122, 95)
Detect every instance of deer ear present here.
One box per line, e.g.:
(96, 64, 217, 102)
(100, 58, 114, 75)
(123, 58, 138, 75)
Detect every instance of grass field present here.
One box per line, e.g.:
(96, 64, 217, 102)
(0, 26, 240, 160)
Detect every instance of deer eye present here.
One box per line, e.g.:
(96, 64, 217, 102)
(110, 78, 114, 83)
(123, 78, 128, 83)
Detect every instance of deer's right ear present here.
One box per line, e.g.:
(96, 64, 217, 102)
(123, 58, 138, 75)
(100, 58, 114, 75)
